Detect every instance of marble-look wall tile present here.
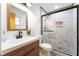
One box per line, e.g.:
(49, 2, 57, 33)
(43, 8, 77, 55)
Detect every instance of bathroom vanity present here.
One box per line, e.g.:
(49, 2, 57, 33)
(0, 4, 39, 56)
(1, 37, 39, 56)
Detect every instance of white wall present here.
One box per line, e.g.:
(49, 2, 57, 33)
(1, 3, 41, 42)
(28, 3, 41, 36)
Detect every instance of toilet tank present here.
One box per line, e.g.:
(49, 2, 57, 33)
(36, 35, 43, 43)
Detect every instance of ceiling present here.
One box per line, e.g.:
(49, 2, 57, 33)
(31, 3, 73, 12)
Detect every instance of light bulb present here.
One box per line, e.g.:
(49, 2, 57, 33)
(26, 3, 32, 7)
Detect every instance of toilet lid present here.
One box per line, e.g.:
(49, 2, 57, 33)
(40, 43, 52, 51)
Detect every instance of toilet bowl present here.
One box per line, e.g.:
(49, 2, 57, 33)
(40, 43, 52, 51)
(40, 43, 52, 56)
(36, 35, 52, 56)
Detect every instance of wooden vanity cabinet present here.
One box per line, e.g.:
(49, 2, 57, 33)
(3, 40, 39, 56)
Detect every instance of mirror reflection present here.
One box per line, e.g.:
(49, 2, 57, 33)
(7, 4, 28, 31)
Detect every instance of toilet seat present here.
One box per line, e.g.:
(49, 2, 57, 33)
(40, 43, 52, 51)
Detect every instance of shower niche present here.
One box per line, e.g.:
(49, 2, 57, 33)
(41, 6, 78, 56)
(43, 19, 56, 32)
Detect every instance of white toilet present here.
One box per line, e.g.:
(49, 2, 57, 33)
(37, 35, 52, 56)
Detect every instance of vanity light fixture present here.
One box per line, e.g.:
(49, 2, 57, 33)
(26, 3, 32, 7)
(22, 3, 32, 7)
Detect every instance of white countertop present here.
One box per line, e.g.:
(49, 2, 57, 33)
(1, 36, 39, 55)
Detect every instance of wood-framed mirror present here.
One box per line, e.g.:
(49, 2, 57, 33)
(7, 4, 28, 31)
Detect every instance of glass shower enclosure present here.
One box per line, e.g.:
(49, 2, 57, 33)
(41, 5, 78, 56)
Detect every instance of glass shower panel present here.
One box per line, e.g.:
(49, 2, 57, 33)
(42, 8, 77, 56)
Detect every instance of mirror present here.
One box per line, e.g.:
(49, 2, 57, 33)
(7, 4, 28, 31)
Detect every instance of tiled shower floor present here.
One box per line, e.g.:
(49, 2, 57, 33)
(50, 49, 72, 56)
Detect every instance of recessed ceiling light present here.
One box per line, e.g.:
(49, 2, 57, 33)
(54, 5, 59, 9)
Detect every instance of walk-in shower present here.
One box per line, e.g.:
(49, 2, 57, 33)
(41, 5, 79, 56)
